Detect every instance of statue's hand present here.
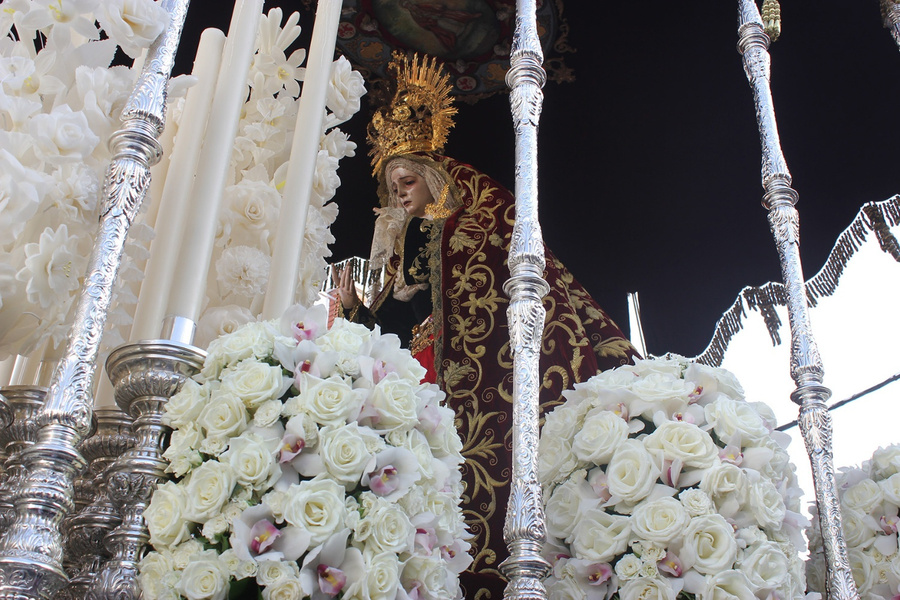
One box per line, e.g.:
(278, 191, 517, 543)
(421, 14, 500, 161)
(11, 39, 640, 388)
(332, 266, 360, 310)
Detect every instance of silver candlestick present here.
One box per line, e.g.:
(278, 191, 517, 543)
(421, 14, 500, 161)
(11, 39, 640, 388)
(736, 2, 858, 599)
(0, 393, 17, 478)
(0, 0, 189, 597)
(500, 1, 551, 599)
(0, 387, 47, 533)
(59, 409, 134, 600)
(87, 340, 204, 600)
(882, 0, 900, 50)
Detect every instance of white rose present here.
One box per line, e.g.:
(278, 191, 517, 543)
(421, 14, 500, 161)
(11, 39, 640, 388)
(98, 0, 169, 59)
(389, 428, 440, 487)
(203, 321, 275, 379)
(842, 478, 883, 514)
(298, 373, 365, 426)
(615, 553, 643, 580)
(319, 423, 381, 488)
(318, 318, 372, 355)
(704, 396, 770, 447)
(547, 574, 588, 600)
(570, 507, 630, 563)
(422, 404, 463, 458)
(849, 548, 877, 594)
(704, 570, 757, 600)
(679, 488, 714, 517)
(218, 548, 257, 580)
(283, 476, 346, 545)
(262, 576, 305, 600)
(545, 474, 599, 541)
(356, 551, 400, 600)
(221, 434, 279, 490)
(880, 473, 900, 505)
(643, 420, 718, 469)
(618, 577, 676, 600)
(631, 496, 689, 544)
(629, 372, 692, 419)
(356, 498, 414, 554)
(256, 560, 293, 586)
(254, 399, 284, 428)
(700, 462, 747, 517)
(607, 440, 660, 506)
(183, 460, 236, 524)
(163, 379, 208, 428)
(198, 390, 249, 440)
(220, 359, 288, 409)
(176, 550, 229, 600)
(871, 446, 900, 479)
(29, 106, 100, 165)
(196, 305, 255, 349)
(681, 514, 738, 575)
(746, 479, 786, 529)
(841, 508, 879, 549)
(538, 433, 582, 487)
(145, 481, 192, 548)
(363, 372, 420, 431)
(322, 128, 357, 161)
(199, 435, 229, 457)
(739, 541, 789, 592)
(572, 409, 628, 465)
(140, 551, 176, 598)
(402, 555, 452, 599)
(163, 422, 204, 478)
(326, 56, 366, 121)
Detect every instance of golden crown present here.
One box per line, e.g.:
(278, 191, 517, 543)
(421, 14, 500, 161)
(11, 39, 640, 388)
(367, 53, 457, 176)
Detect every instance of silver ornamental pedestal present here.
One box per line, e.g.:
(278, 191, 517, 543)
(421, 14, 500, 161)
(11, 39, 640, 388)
(0, 388, 47, 533)
(86, 340, 204, 600)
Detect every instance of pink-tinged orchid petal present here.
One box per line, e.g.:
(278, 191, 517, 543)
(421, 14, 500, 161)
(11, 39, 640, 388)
(589, 470, 612, 503)
(277, 435, 305, 463)
(881, 515, 900, 535)
(417, 403, 442, 434)
(688, 385, 703, 403)
(404, 581, 423, 600)
(664, 458, 683, 488)
(293, 320, 318, 342)
(587, 563, 612, 585)
(369, 465, 400, 496)
(415, 527, 438, 554)
(614, 403, 629, 421)
(250, 519, 282, 554)
(373, 359, 389, 383)
(719, 444, 743, 466)
(317, 564, 347, 596)
(658, 551, 683, 577)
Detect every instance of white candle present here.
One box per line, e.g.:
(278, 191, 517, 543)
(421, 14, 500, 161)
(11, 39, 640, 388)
(93, 368, 118, 409)
(0, 356, 14, 388)
(261, 0, 342, 320)
(130, 28, 227, 341)
(166, 0, 263, 327)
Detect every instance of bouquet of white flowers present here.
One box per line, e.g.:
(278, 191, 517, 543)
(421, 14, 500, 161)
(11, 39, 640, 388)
(539, 356, 808, 600)
(808, 444, 900, 599)
(141, 305, 471, 600)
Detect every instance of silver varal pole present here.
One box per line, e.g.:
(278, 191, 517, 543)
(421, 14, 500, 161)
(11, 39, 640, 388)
(736, 1, 858, 599)
(500, 0, 551, 598)
(882, 0, 900, 49)
(0, 0, 189, 597)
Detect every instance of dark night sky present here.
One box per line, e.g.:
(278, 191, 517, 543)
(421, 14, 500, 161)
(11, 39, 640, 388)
(177, 2, 900, 357)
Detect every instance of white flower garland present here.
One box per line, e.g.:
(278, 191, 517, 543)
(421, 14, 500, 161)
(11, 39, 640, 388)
(142, 304, 471, 600)
(539, 356, 808, 600)
(808, 444, 900, 598)
(0, 0, 172, 358)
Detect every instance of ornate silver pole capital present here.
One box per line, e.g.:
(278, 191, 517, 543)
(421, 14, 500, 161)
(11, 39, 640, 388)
(500, 1, 551, 599)
(88, 340, 204, 600)
(736, 2, 858, 599)
(0, 1, 190, 598)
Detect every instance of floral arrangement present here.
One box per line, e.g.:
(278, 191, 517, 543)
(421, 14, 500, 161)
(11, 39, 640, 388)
(807, 444, 900, 599)
(0, 0, 175, 358)
(538, 356, 808, 600)
(140, 304, 471, 600)
(195, 8, 366, 347)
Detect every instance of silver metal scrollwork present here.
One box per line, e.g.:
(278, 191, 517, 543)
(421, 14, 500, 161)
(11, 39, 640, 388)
(87, 341, 204, 600)
(0, 2, 190, 598)
(883, 0, 900, 50)
(500, 1, 551, 598)
(736, 2, 858, 599)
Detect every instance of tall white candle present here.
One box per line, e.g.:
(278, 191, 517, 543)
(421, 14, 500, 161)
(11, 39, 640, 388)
(130, 28, 227, 341)
(0, 357, 14, 388)
(166, 0, 264, 327)
(261, 0, 342, 320)
(93, 368, 117, 409)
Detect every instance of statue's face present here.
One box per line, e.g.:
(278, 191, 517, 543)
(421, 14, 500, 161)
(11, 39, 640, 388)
(390, 166, 434, 218)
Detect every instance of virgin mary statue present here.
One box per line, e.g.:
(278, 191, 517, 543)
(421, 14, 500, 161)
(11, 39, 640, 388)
(334, 53, 641, 598)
